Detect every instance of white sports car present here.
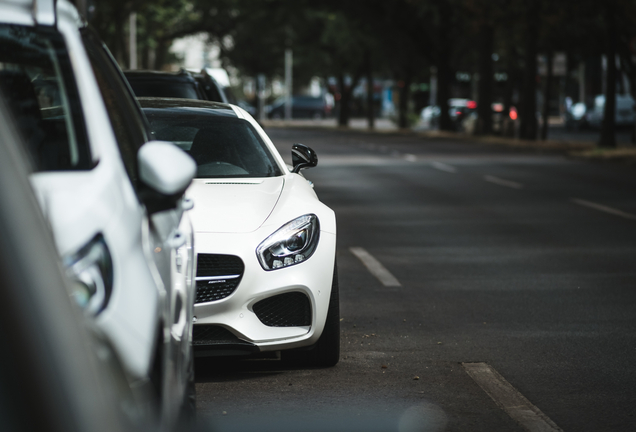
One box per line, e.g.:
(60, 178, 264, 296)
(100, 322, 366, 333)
(140, 98, 339, 366)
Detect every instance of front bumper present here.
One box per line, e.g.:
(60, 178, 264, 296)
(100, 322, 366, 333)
(193, 228, 336, 355)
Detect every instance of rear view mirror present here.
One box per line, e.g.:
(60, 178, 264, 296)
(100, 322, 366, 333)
(291, 143, 318, 173)
(138, 140, 196, 213)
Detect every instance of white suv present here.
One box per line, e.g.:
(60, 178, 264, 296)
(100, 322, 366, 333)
(0, 0, 197, 427)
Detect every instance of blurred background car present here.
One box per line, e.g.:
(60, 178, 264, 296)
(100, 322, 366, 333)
(139, 97, 340, 367)
(419, 98, 477, 130)
(125, 67, 257, 117)
(125, 69, 207, 100)
(266, 95, 331, 119)
(585, 94, 635, 129)
(0, 1, 197, 428)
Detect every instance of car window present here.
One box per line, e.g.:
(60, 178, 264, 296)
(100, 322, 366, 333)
(81, 29, 149, 189)
(0, 25, 91, 172)
(198, 77, 224, 102)
(144, 110, 282, 178)
(128, 80, 201, 100)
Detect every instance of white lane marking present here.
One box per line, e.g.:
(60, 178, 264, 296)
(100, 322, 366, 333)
(463, 363, 563, 432)
(431, 161, 457, 173)
(405, 154, 418, 162)
(484, 175, 523, 189)
(571, 198, 636, 221)
(349, 247, 401, 287)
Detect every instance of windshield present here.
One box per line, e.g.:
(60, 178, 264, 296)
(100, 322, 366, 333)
(144, 110, 283, 178)
(0, 25, 90, 171)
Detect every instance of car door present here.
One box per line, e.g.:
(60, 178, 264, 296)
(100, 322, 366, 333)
(80, 28, 196, 423)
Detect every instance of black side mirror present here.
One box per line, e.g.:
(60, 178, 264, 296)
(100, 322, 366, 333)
(291, 143, 318, 173)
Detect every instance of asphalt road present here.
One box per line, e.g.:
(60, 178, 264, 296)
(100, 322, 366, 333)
(195, 127, 636, 432)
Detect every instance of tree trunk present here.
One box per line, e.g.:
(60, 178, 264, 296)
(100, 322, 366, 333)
(254, 74, 263, 120)
(619, 53, 636, 143)
(541, 51, 553, 140)
(475, 23, 494, 135)
(337, 74, 360, 127)
(502, 60, 518, 137)
(154, 39, 169, 70)
(398, 69, 412, 129)
(365, 51, 375, 130)
(600, 3, 617, 148)
(113, 10, 127, 67)
(519, 3, 539, 140)
(437, 2, 452, 131)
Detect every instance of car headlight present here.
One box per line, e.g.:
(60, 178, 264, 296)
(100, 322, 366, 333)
(256, 214, 320, 270)
(63, 234, 114, 316)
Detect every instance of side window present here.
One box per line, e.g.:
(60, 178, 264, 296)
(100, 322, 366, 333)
(80, 28, 148, 189)
(0, 25, 91, 172)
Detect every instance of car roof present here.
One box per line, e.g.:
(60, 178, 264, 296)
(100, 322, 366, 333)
(138, 96, 238, 118)
(124, 69, 198, 83)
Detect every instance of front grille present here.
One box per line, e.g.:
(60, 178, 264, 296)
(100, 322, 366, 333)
(197, 254, 244, 277)
(193, 324, 251, 346)
(253, 292, 311, 327)
(196, 278, 241, 303)
(195, 254, 244, 303)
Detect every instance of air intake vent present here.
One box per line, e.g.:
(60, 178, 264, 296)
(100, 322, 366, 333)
(192, 324, 255, 348)
(253, 292, 311, 327)
(205, 180, 263, 185)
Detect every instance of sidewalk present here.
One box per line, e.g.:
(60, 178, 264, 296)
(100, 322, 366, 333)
(261, 118, 636, 167)
(261, 117, 399, 131)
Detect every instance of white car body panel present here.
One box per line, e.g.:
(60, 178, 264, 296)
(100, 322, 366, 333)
(188, 177, 283, 233)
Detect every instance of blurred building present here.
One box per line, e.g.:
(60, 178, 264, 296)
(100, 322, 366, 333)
(170, 33, 221, 71)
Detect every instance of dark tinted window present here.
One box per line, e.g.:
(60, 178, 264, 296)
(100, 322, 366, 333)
(128, 80, 201, 100)
(145, 109, 282, 178)
(197, 76, 223, 102)
(81, 29, 148, 188)
(0, 25, 91, 171)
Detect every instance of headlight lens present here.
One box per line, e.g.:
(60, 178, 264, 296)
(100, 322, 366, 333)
(256, 214, 320, 271)
(63, 234, 114, 316)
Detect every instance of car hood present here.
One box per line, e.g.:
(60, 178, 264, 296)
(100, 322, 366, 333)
(186, 177, 284, 233)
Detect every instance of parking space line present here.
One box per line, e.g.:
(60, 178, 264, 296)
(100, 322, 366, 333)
(431, 161, 457, 173)
(484, 175, 523, 189)
(571, 198, 636, 221)
(463, 363, 563, 432)
(349, 247, 401, 287)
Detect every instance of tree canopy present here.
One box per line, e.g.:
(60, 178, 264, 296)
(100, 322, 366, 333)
(87, 0, 636, 143)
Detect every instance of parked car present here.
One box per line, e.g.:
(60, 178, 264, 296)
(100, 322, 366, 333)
(139, 97, 340, 367)
(585, 94, 635, 128)
(125, 69, 207, 100)
(0, 92, 142, 432)
(419, 98, 477, 130)
(189, 68, 234, 103)
(0, 1, 197, 427)
(266, 95, 331, 119)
